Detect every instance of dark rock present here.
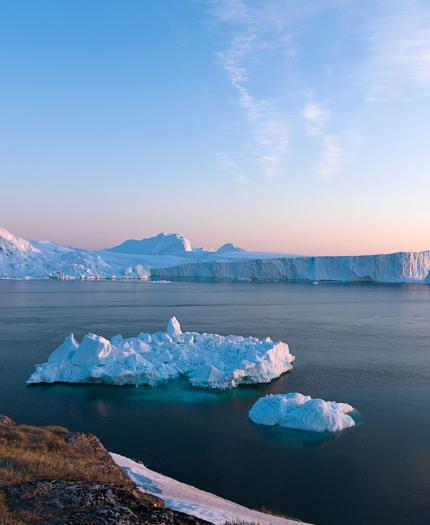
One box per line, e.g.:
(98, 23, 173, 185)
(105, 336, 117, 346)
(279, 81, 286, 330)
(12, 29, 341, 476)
(64, 432, 110, 458)
(0, 414, 16, 425)
(61, 431, 164, 508)
(3, 480, 211, 524)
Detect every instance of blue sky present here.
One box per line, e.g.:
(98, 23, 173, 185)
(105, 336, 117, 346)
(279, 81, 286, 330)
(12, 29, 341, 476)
(1, 0, 429, 254)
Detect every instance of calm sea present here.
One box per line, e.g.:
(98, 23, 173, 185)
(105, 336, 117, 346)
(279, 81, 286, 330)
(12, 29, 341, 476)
(0, 280, 429, 525)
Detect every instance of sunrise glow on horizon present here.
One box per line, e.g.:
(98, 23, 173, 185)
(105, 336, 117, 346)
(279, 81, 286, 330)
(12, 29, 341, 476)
(1, 0, 429, 255)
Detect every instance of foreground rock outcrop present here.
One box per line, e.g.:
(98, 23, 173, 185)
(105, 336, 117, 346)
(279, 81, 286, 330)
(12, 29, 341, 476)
(0, 415, 209, 524)
(3, 480, 207, 524)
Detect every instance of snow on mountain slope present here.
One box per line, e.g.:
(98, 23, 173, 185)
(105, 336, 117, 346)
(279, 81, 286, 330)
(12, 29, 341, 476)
(0, 227, 43, 278)
(0, 227, 40, 256)
(151, 251, 430, 284)
(30, 239, 76, 253)
(216, 242, 245, 253)
(0, 228, 151, 280)
(0, 227, 300, 279)
(112, 453, 307, 525)
(107, 232, 193, 255)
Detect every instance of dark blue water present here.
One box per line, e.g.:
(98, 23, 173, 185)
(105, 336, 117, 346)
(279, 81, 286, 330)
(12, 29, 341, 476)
(0, 280, 429, 525)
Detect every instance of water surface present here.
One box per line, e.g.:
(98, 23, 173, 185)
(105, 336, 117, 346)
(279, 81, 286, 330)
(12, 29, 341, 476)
(0, 280, 429, 525)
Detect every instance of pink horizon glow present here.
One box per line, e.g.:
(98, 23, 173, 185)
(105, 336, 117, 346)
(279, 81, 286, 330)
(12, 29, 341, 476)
(6, 223, 429, 257)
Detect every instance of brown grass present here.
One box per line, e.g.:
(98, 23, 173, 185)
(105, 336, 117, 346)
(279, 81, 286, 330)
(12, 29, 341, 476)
(0, 423, 129, 487)
(0, 419, 138, 524)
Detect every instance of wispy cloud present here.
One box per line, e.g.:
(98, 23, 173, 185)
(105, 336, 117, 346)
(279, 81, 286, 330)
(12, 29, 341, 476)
(302, 101, 341, 179)
(318, 135, 341, 180)
(210, 0, 430, 182)
(302, 102, 331, 137)
(210, 0, 248, 22)
(217, 154, 247, 183)
(362, 1, 430, 101)
(211, 1, 289, 177)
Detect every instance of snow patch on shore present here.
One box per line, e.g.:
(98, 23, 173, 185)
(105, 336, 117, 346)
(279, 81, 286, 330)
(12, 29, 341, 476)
(27, 318, 294, 389)
(111, 453, 308, 525)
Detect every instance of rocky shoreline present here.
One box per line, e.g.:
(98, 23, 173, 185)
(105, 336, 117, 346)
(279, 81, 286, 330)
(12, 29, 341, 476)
(0, 415, 209, 524)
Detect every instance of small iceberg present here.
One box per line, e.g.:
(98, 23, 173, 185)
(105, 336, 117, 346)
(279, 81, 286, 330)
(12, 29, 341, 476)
(27, 317, 295, 389)
(248, 393, 356, 432)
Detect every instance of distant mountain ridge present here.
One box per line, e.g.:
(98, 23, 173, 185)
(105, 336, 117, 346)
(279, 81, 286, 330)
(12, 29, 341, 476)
(107, 233, 193, 255)
(1, 227, 429, 283)
(216, 242, 245, 254)
(0, 227, 40, 256)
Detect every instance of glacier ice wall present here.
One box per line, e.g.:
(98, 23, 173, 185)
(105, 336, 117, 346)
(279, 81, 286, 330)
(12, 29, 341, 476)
(151, 251, 430, 284)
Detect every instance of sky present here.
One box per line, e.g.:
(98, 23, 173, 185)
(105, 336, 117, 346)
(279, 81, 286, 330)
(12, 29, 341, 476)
(0, 0, 429, 255)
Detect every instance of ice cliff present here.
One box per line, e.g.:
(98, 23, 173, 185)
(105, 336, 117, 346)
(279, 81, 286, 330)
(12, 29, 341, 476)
(151, 251, 430, 284)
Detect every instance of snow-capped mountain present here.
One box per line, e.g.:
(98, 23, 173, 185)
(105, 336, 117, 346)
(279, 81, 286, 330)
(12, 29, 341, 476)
(0, 227, 40, 257)
(107, 233, 193, 255)
(0, 228, 149, 280)
(216, 242, 245, 254)
(1, 226, 430, 283)
(0, 227, 42, 277)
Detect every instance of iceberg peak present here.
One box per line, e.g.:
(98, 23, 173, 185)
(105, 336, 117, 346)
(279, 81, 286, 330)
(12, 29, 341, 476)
(166, 316, 182, 337)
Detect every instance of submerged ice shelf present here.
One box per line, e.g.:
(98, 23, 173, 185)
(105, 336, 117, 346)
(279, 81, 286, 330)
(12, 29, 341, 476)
(27, 317, 295, 389)
(249, 393, 356, 432)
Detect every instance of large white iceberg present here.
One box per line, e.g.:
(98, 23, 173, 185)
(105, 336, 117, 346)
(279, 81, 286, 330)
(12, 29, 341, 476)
(27, 317, 295, 389)
(248, 393, 356, 432)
